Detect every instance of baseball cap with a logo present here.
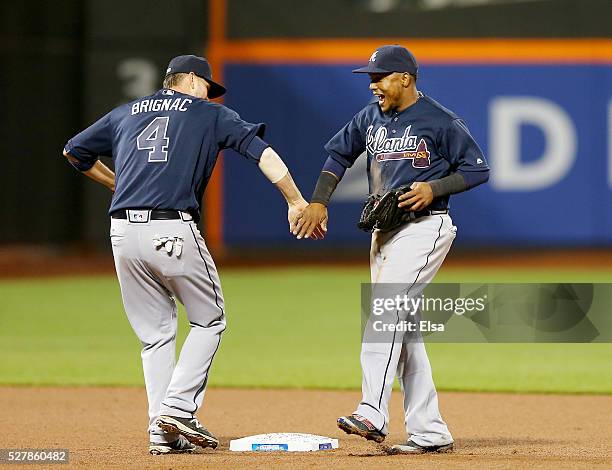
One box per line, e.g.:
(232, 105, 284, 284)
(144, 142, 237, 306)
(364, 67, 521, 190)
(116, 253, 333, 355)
(165, 54, 226, 98)
(352, 45, 418, 76)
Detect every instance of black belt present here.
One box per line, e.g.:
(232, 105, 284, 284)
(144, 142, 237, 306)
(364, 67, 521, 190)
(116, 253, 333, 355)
(413, 209, 448, 218)
(111, 209, 185, 220)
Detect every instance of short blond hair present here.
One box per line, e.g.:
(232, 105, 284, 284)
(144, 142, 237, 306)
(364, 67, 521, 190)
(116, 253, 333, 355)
(163, 72, 189, 89)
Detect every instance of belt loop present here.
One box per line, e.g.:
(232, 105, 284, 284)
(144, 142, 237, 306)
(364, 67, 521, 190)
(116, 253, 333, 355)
(179, 211, 193, 222)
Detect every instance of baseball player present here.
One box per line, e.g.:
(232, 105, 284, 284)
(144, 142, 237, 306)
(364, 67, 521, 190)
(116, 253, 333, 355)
(294, 45, 489, 453)
(63, 55, 309, 454)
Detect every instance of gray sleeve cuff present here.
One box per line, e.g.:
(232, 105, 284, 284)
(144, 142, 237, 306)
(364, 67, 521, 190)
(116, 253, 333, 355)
(429, 173, 468, 198)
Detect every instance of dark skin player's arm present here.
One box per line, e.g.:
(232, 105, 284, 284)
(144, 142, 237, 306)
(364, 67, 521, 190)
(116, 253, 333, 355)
(400, 172, 474, 209)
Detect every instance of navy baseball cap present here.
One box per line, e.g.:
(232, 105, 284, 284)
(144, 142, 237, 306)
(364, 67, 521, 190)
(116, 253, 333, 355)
(353, 45, 418, 76)
(165, 54, 226, 99)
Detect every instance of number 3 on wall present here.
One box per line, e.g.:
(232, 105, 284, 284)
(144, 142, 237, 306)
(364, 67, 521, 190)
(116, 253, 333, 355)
(137, 116, 170, 162)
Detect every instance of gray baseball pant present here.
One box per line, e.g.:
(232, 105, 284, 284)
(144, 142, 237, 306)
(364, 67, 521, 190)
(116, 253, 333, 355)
(356, 214, 456, 447)
(110, 213, 225, 444)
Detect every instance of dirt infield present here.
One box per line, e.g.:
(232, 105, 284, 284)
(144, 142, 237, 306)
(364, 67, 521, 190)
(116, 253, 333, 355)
(1, 387, 610, 469)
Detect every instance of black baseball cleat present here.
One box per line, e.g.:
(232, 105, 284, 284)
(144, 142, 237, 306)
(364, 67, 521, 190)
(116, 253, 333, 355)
(387, 439, 454, 454)
(337, 414, 385, 443)
(148, 435, 196, 455)
(156, 415, 219, 449)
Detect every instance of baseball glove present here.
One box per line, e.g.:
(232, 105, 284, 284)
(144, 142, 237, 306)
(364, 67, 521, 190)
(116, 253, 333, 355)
(357, 184, 412, 232)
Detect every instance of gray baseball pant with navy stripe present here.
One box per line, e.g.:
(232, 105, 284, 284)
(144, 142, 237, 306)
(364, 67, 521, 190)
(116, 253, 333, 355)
(356, 214, 456, 447)
(110, 215, 225, 444)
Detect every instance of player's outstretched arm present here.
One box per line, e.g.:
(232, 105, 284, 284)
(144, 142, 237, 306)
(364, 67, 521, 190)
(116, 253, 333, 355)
(258, 148, 324, 239)
(63, 151, 115, 192)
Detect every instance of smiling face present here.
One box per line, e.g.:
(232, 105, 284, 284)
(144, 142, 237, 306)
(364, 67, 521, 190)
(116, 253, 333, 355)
(369, 72, 414, 113)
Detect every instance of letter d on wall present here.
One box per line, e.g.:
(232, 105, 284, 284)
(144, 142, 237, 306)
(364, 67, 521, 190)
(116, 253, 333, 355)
(490, 97, 576, 190)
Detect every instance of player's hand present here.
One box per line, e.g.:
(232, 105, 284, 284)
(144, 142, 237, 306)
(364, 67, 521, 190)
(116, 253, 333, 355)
(398, 182, 433, 211)
(288, 198, 309, 234)
(293, 203, 328, 240)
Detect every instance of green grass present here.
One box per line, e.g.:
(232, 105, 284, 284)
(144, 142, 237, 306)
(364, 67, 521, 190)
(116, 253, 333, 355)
(0, 267, 611, 393)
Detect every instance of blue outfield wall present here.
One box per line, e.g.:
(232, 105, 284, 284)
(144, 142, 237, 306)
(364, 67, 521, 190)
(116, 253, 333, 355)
(222, 64, 612, 247)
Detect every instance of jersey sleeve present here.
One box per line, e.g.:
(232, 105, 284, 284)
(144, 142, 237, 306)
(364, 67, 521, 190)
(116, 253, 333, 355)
(323, 109, 367, 170)
(64, 112, 113, 171)
(216, 106, 267, 161)
(440, 118, 489, 187)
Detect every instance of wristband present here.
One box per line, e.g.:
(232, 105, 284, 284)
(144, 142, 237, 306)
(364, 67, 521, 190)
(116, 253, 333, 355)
(311, 171, 340, 206)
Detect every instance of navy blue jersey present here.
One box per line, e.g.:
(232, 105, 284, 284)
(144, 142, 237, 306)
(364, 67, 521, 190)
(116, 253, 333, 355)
(325, 94, 489, 210)
(64, 89, 267, 220)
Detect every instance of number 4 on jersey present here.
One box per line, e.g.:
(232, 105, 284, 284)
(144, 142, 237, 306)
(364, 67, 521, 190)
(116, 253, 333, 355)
(137, 116, 170, 162)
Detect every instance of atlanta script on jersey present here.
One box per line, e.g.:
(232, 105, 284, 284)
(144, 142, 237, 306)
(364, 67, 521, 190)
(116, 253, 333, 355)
(366, 125, 431, 167)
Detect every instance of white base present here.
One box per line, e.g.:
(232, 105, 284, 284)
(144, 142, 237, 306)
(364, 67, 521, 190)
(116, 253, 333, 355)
(229, 433, 339, 452)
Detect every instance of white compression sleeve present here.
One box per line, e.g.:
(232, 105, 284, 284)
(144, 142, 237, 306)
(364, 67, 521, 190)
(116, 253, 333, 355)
(258, 147, 289, 184)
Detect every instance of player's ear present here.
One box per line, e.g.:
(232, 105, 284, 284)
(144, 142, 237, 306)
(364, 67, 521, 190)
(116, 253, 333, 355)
(402, 73, 411, 87)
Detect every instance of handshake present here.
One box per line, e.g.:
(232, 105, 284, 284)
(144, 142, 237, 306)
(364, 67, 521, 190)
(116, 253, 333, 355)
(285, 182, 434, 240)
(288, 201, 328, 240)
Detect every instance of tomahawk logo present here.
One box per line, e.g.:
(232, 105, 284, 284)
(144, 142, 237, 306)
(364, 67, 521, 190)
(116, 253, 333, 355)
(370, 51, 378, 62)
(366, 125, 431, 168)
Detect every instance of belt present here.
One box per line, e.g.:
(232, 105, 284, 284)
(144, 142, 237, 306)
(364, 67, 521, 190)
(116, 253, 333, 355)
(412, 209, 448, 219)
(111, 209, 193, 223)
